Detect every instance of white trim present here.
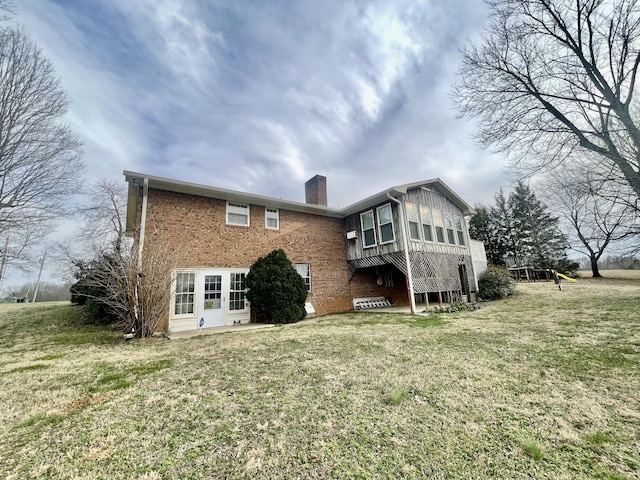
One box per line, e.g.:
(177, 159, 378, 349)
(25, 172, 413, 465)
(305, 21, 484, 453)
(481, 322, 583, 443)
(296, 263, 311, 291)
(376, 203, 396, 244)
(265, 207, 279, 230)
(226, 202, 250, 226)
(405, 202, 420, 241)
(419, 205, 434, 242)
(360, 209, 377, 248)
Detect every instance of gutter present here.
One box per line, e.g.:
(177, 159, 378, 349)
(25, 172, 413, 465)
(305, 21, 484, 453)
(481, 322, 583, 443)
(386, 192, 416, 314)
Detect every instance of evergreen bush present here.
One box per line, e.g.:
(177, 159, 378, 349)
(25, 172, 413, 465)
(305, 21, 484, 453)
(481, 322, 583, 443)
(478, 266, 517, 300)
(246, 249, 308, 324)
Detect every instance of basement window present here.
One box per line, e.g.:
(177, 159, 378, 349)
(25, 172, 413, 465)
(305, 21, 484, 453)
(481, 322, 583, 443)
(174, 272, 195, 315)
(296, 263, 311, 291)
(229, 272, 247, 311)
(377, 203, 395, 244)
(227, 202, 250, 226)
(361, 210, 376, 248)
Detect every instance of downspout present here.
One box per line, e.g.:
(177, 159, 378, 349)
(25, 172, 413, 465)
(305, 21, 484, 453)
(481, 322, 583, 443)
(134, 178, 148, 336)
(137, 178, 149, 270)
(386, 192, 416, 314)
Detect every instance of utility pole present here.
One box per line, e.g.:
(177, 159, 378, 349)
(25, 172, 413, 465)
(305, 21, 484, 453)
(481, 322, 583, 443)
(32, 251, 47, 303)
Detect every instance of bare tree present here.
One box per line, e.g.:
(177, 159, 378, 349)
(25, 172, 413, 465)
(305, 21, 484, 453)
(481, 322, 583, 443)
(74, 235, 176, 337)
(454, 0, 640, 201)
(0, 25, 84, 271)
(78, 179, 129, 254)
(542, 164, 637, 277)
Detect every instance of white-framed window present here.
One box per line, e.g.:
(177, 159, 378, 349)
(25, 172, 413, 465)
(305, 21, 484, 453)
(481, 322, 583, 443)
(455, 216, 466, 246)
(377, 203, 395, 244)
(265, 207, 279, 229)
(420, 205, 433, 242)
(229, 272, 247, 311)
(445, 214, 456, 244)
(296, 263, 311, 291)
(361, 210, 376, 248)
(227, 202, 250, 226)
(432, 209, 445, 243)
(405, 202, 420, 241)
(174, 272, 195, 315)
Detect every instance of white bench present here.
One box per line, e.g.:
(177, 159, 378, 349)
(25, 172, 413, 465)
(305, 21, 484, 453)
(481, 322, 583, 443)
(352, 296, 392, 310)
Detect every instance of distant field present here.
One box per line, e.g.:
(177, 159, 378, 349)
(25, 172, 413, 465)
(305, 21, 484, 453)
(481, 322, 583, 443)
(0, 276, 638, 479)
(578, 269, 640, 280)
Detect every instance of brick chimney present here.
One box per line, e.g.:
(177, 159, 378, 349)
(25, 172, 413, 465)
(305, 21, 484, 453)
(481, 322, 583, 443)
(305, 175, 327, 206)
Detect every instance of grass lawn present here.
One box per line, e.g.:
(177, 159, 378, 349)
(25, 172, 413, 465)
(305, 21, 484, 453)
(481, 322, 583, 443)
(1, 272, 639, 479)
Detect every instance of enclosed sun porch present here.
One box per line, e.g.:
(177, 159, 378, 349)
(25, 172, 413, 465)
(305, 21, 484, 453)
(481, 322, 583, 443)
(341, 180, 479, 313)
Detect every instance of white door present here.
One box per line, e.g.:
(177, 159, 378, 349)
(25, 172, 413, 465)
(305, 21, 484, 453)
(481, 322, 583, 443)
(199, 271, 226, 328)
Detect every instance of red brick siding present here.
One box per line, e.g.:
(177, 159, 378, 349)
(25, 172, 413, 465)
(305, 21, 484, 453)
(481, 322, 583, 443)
(141, 189, 352, 315)
(348, 267, 410, 306)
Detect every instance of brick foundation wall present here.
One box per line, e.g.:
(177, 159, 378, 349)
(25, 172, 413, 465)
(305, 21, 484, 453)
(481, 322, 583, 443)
(348, 267, 410, 306)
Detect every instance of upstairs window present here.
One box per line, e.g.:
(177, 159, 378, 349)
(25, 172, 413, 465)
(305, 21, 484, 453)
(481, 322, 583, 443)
(420, 205, 433, 242)
(445, 215, 456, 244)
(229, 273, 247, 311)
(296, 263, 311, 291)
(455, 216, 466, 246)
(406, 202, 420, 241)
(227, 202, 249, 226)
(377, 203, 395, 244)
(265, 208, 279, 229)
(361, 210, 376, 247)
(432, 209, 445, 243)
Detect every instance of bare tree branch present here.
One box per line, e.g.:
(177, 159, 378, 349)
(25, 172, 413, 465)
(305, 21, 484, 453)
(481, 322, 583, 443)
(454, 0, 640, 199)
(0, 25, 84, 273)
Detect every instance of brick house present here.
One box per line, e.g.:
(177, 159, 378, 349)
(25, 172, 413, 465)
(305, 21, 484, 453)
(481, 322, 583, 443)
(124, 171, 481, 333)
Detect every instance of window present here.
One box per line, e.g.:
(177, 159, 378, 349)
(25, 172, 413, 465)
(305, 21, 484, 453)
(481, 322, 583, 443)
(229, 273, 247, 310)
(296, 263, 311, 291)
(432, 209, 445, 243)
(420, 205, 433, 242)
(227, 202, 249, 226)
(361, 210, 376, 247)
(455, 216, 466, 246)
(265, 208, 279, 229)
(406, 203, 420, 241)
(377, 203, 395, 243)
(203, 275, 222, 310)
(174, 272, 195, 315)
(445, 215, 456, 244)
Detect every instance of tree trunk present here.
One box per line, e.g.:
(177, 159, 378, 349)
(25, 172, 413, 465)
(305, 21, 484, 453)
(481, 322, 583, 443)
(590, 255, 602, 278)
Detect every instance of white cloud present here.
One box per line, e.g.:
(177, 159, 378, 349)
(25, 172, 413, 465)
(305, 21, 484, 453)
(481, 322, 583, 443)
(4, 0, 513, 284)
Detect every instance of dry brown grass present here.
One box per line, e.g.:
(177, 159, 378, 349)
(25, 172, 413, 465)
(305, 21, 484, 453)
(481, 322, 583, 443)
(0, 276, 639, 479)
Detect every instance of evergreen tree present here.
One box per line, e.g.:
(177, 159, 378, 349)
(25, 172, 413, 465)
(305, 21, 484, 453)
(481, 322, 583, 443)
(509, 182, 568, 267)
(245, 249, 308, 324)
(469, 205, 507, 266)
(491, 189, 520, 266)
(472, 184, 570, 268)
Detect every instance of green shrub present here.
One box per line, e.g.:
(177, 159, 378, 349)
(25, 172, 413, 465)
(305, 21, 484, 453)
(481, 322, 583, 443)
(246, 249, 308, 324)
(478, 266, 516, 300)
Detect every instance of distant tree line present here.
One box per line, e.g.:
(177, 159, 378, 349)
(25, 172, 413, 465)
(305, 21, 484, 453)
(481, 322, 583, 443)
(6, 281, 72, 302)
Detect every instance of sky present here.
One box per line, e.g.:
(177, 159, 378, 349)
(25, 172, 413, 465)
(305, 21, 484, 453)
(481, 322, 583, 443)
(5, 0, 514, 286)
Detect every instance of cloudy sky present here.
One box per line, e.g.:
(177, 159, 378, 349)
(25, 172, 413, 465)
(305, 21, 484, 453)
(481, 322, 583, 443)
(6, 0, 515, 286)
